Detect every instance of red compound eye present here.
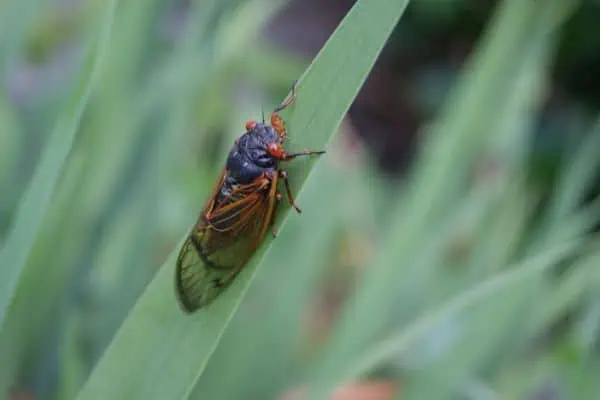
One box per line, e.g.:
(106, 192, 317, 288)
(245, 120, 257, 131)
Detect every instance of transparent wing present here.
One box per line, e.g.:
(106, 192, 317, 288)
(175, 173, 278, 312)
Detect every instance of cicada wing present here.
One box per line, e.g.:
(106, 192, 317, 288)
(175, 174, 278, 312)
(175, 236, 241, 312)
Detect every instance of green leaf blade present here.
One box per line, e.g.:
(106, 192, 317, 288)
(76, 0, 411, 398)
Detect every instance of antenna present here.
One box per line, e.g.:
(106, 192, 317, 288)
(261, 104, 266, 124)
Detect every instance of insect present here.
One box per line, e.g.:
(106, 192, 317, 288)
(175, 82, 325, 313)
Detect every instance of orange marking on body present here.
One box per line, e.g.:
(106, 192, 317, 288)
(270, 113, 286, 137)
(266, 142, 285, 159)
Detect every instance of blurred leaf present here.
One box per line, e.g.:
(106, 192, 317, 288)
(0, 0, 117, 392)
(534, 118, 600, 249)
(344, 240, 581, 383)
(0, 0, 44, 73)
(304, 0, 575, 398)
(0, 92, 22, 209)
(57, 313, 87, 400)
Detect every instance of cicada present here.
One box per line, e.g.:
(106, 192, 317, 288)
(175, 83, 325, 313)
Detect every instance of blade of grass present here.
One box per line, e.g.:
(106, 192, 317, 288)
(74, 0, 166, 216)
(550, 119, 600, 218)
(0, 0, 117, 349)
(528, 247, 600, 335)
(3, 0, 170, 375)
(304, 0, 574, 398)
(343, 240, 581, 383)
(0, 0, 34, 205)
(533, 118, 600, 249)
(81, 0, 220, 362)
(76, 0, 411, 398)
(453, 11, 553, 279)
(0, 92, 22, 209)
(0, 1, 118, 392)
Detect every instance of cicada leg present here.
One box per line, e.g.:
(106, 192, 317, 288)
(274, 80, 298, 113)
(281, 149, 326, 160)
(279, 170, 303, 214)
(271, 81, 298, 138)
(272, 192, 283, 238)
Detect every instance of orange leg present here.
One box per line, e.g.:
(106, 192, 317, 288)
(271, 81, 298, 138)
(271, 114, 287, 138)
(266, 142, 326, 161)
(279, 170, 302, 214)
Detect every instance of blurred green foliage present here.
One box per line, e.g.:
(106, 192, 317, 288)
(0, 0, 599, 400)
